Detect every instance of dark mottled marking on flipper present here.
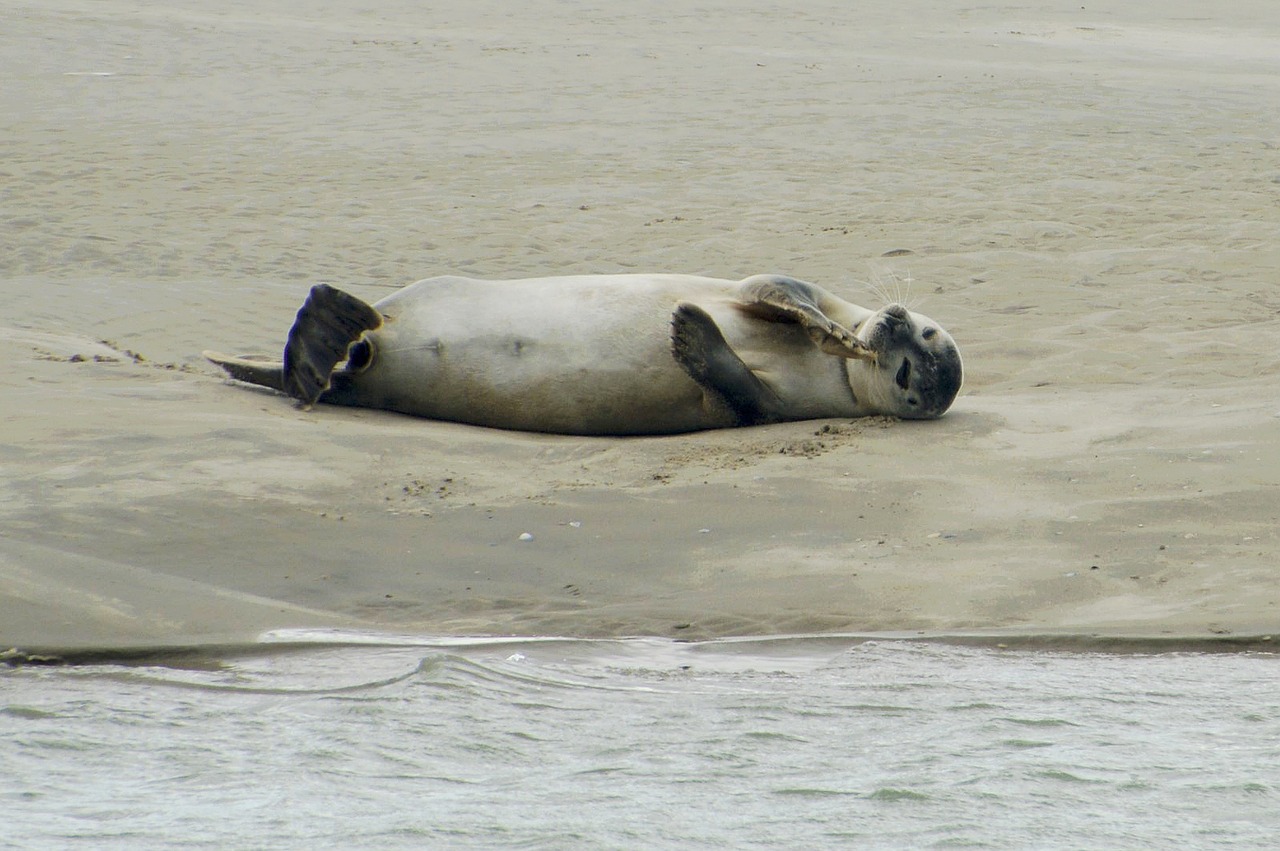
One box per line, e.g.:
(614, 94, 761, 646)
(670, 302, 781, 426)
(282, 284, 383, 408)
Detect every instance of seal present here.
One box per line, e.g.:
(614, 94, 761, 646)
(204, 273, 962, 435)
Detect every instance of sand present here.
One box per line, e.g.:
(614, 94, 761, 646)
(3, 0, 1279, 655)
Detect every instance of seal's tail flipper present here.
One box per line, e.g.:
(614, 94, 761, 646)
(282, 284, 383, 408)
(203, 351, 286, 392)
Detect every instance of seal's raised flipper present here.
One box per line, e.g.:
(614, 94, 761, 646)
(671, 302, 782, 427)
(283, 284, 383, 409)
(737, 275, 875, 361)
(203, 351, 285, 392)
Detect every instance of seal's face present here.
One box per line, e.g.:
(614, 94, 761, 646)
(859, 303, 963, 419)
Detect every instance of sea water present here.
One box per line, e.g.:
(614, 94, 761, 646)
(4, 634, 1278, 849)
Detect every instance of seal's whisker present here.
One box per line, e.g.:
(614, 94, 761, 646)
(866, 267, 909, 307)
(898, 269, 927, 312)
(891, 267, 915, 306)
(863, 265, 939, 313)
(880, 270, 900, 305)
(851, 270, 894, 306)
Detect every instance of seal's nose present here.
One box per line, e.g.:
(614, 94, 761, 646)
(882, 303, 909, 330)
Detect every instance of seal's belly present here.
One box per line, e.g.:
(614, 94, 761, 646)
(369, 331, 712, 434)
(344, 275, 737, 434)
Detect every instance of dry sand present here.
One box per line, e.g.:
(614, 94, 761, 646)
(3, 0, 1279, 654)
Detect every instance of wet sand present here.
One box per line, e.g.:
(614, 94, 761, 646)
(3, 0, 1279, 653)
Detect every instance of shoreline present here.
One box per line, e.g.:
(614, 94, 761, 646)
(6, 627, 1279, 669)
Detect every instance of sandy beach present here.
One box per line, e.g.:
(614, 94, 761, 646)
(3, 0, 1278, 655)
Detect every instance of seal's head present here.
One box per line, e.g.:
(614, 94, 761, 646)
(859, 303, 962, 419)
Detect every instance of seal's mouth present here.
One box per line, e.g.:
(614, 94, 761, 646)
(895, 356, 912, 389)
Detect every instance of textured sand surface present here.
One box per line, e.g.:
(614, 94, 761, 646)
(3, 0, 1279, 651)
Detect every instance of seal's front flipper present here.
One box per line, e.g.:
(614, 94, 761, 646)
(283, 284, 383, 409)
(737, 275, 875, 362)
(671, 302, 781, 427)
(203, 351, 285, 392)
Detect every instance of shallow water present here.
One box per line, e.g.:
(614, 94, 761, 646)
(4, 634, 1279, 849)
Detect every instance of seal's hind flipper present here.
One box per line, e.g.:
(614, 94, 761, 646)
(283, 284, 383, 408)
(203, 351, 285, 392)
(671, 303, 781, 427)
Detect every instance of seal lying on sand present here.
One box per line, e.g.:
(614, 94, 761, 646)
(204, 274, 962, 435)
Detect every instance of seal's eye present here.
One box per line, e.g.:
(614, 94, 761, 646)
(922, 327, 937, 340)
(895, 357, 912, 390)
